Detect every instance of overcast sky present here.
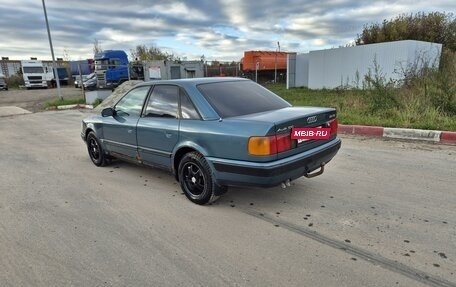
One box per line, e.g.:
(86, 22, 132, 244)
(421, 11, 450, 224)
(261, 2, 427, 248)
(0, 0, 454, 62)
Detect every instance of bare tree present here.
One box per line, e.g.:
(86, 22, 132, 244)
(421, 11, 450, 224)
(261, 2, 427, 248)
(62, 48, 71, 61)
(93, 39, 103, 54)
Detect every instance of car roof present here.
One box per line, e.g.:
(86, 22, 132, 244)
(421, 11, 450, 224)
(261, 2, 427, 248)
(135, 77, 249, 88)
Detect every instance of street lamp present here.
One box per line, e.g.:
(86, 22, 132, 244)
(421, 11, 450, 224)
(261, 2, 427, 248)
(42, 0, 62, 100)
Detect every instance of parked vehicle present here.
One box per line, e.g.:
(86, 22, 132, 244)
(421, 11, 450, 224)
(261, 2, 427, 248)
(0, 73, 7, 90)
(70, 59, 93, 87)
(74, 73, 96, 89)
(21, 60, 50, 89)
(83, 73, 97, 90)
(74, 74, 89, 88)
(20, 61, 67, 88)
(94, 50, 142, 89)
(81, 78, 341, 204)
(240, 51, 288, 82)
(54, 67, 69, 86)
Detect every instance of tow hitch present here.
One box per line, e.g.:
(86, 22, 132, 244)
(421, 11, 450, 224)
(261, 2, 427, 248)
(304, 163, 325, 178)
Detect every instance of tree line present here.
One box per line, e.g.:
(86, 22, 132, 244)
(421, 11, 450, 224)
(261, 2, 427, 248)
(355, 12, 456, 51)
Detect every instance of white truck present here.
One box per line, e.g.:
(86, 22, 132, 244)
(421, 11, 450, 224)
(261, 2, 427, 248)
(21, 60, 53, 89)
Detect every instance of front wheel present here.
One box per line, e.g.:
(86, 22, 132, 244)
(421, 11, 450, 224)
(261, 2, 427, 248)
(86, 131, 111, 166)
(178, 152, 226, 205)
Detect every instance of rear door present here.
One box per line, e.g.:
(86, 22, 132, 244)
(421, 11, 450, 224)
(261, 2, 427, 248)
(137, 85, 180, 169)
(102, 86, 150, 159)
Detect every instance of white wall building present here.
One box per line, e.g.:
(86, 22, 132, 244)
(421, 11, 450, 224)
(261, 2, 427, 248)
(145, 60, 204, 81)
(287, 40, 442, 89)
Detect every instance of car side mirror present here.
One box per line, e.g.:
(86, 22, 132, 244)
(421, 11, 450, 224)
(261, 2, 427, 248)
(101, 107, 115, 117)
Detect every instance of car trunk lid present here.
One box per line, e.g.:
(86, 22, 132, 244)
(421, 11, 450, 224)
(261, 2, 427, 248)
(236, 107, 337, 159)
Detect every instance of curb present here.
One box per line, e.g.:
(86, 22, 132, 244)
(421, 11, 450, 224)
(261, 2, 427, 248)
(48, 104, 93, 110)
(339, 124, 456, 145)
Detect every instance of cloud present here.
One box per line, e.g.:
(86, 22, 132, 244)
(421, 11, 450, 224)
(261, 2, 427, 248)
(0, 0, 452, 61)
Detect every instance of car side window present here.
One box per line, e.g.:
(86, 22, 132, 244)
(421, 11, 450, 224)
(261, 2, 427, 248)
(115, 86, 150, 117)
(144, 85, 178, 118)
(180, 91, 200, 119)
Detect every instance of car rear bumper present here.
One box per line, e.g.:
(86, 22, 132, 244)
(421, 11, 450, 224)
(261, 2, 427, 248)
(207, 138, 341, 187)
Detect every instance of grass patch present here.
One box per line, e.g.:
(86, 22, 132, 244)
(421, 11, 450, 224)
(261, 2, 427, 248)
(45, 96, 85, 108)
(92, 98, 103, 108)
(266, 84, 456, 131)
(267, 49, 456, 131)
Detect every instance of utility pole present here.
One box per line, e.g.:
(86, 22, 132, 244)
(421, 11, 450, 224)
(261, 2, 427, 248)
(274, 41, 280, 83)
(42, 0, 62, 100)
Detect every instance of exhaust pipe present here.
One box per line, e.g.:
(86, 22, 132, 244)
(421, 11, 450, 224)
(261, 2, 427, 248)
(281, 179, 292, 189)
(285, 179, 291, 187)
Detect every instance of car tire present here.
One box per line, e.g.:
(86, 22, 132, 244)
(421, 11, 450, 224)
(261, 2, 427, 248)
(86, 131, 111, 167)
(178, 152, 227, 205)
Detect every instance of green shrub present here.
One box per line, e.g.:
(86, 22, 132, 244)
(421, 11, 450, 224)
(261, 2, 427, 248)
(363, 57, 400, 113)
(92, 98, 103, 108)
(5, 75, 24, 89)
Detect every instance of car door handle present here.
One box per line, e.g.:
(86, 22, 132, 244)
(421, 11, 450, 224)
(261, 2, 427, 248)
(127, 129, 134, 134)
(165, 132, 172, 138)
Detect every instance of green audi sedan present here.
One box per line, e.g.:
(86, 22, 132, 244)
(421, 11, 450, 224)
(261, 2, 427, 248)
(81, 77, 341, 204)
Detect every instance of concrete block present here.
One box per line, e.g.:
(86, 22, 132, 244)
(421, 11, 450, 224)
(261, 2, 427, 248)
(85, 90, 112, 105)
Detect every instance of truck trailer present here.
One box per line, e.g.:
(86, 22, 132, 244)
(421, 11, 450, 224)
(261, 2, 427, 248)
(240, 51, 288, 82)
(70, 59, 93, 87)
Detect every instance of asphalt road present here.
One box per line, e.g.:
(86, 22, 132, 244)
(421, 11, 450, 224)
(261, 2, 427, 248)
(0, 110, 455, 287)
(0, 87, 82, 112)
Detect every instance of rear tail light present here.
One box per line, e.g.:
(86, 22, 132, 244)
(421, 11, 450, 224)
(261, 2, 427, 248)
(275, 133, 292, 153)
(248, 133, 291, 156)
(329, 118, 338, 135)
(248, 136, 275, 156)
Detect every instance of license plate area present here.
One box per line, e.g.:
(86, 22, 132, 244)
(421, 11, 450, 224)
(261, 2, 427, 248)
(292, 125, 330, 145)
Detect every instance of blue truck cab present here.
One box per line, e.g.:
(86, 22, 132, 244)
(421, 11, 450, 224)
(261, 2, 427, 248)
(94, 50, 129, 89)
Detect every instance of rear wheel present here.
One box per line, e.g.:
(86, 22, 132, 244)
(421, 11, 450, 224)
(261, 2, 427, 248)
(86, 131, 111, 166)
(178, 152, 226, 205)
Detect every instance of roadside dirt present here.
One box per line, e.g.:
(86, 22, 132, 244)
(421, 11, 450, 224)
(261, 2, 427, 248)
(0, 87, 83, 113)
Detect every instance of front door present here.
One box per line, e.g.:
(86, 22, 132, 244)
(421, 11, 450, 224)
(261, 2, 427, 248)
(102, 86, 150, 159)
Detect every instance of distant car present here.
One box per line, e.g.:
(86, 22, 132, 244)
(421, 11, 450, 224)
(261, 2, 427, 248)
(83, 73, 97, 90)
(81, 78, 341, 204)
(74, 74, 89, 88)
(0, 73, 8, 90)
(74, 73, 96, 89)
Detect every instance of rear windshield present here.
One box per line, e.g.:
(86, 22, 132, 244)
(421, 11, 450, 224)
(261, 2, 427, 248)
(197, 80, 291, 118)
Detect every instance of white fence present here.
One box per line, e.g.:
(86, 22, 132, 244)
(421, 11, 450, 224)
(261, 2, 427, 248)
(287, 40, 442, 89)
